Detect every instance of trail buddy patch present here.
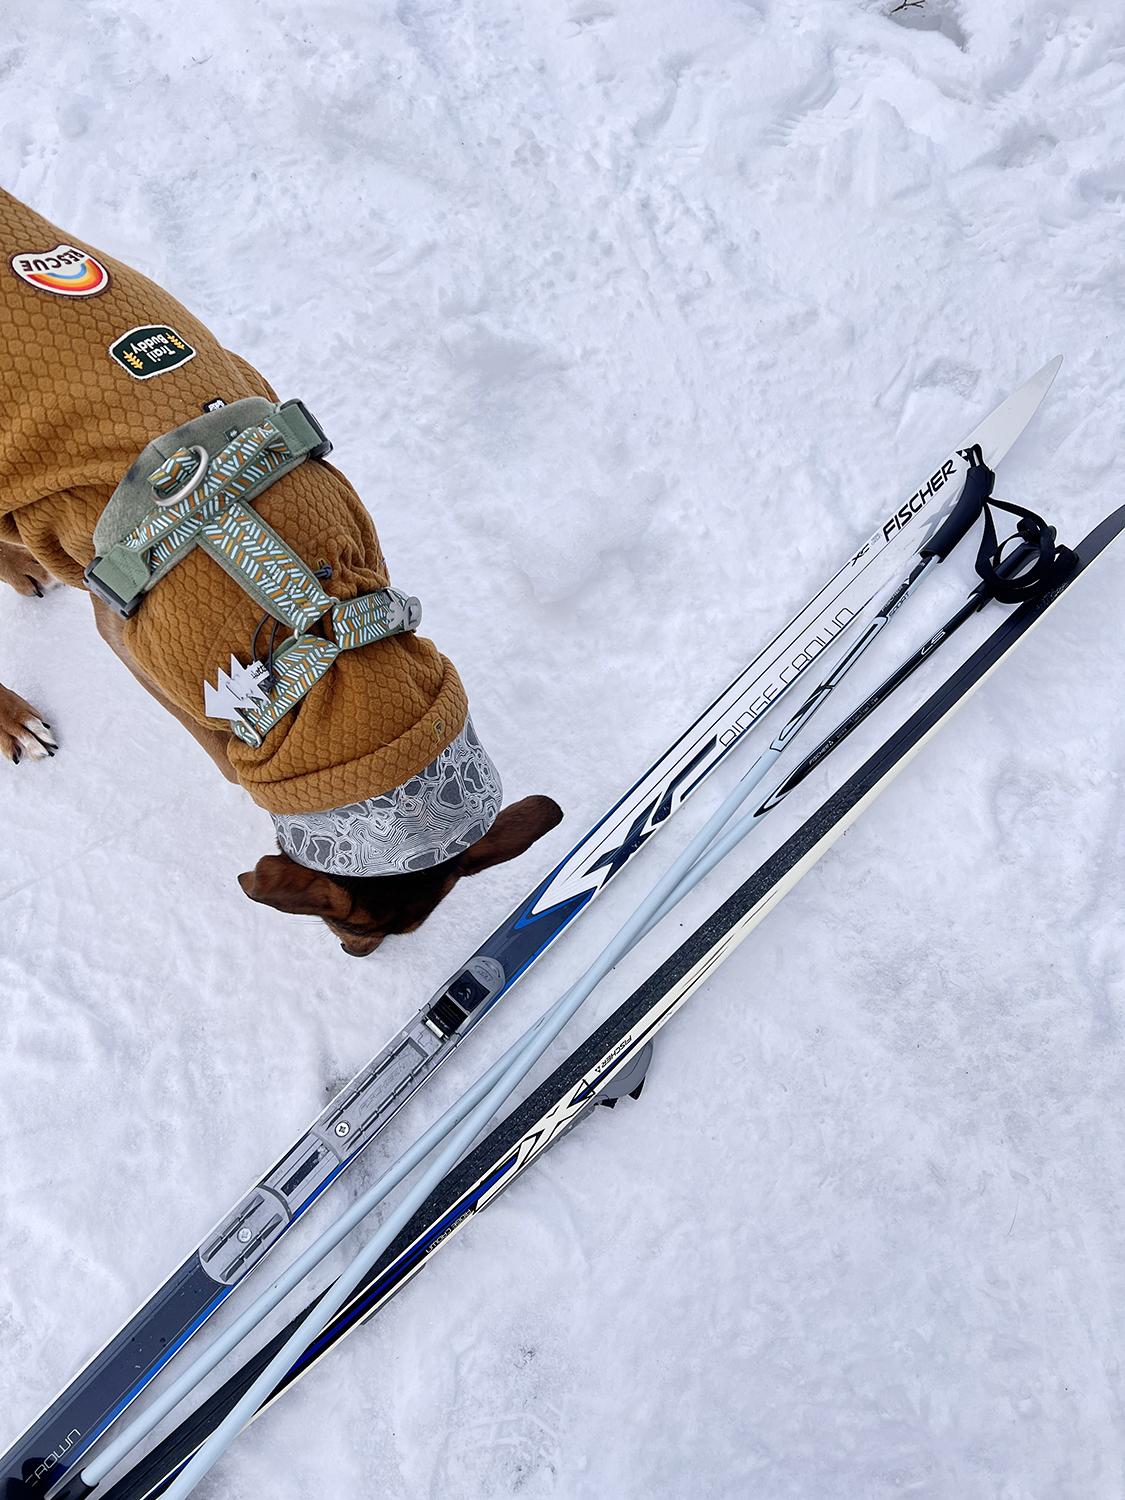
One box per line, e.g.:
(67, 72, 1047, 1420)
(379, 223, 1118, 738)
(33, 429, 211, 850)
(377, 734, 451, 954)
(9, 243, 110, 297)
(109, 325, 196, 380)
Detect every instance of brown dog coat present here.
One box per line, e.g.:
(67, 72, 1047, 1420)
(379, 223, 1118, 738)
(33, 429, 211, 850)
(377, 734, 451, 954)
(0, 187, 467, 814)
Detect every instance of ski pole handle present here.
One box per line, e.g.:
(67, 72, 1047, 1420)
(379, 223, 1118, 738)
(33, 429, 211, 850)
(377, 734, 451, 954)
(919, 446, 995, 561)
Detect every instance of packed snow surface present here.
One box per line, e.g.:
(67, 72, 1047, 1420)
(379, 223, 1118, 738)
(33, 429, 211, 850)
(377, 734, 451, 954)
(2, 1, 1125, 1496)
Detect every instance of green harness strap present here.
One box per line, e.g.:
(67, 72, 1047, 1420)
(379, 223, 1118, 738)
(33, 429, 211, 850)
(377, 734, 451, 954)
(84, 399, 420, 748)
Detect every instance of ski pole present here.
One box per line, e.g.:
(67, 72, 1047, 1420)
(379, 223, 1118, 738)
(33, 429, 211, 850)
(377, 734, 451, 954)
(148, 496, 1104, 1500)
(145, 528, 995, 1499)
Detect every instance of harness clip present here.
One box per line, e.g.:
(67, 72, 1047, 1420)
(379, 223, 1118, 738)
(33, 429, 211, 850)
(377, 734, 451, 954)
(276, 399, 333, 461)
(84, 548, 150, 619)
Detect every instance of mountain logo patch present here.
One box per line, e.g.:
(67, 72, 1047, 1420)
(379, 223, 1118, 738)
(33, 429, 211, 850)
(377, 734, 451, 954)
(109, 325, 197, 380)
(10, 243, 111, 297)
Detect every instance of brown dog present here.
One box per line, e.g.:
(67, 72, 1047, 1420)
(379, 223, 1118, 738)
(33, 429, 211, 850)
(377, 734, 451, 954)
(0, 190, 561, 953)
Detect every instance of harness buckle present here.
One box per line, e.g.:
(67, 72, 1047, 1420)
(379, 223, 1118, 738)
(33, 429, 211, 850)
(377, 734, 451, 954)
(84, 549, 149, 619)
(276, 399, 333, 461)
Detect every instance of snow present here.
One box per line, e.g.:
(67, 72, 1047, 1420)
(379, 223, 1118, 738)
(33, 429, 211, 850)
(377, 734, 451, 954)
(2, 0, 1125, 1495)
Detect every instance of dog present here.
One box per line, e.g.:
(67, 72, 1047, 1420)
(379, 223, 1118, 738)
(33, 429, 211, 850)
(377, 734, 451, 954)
(0, 189, 561, 955)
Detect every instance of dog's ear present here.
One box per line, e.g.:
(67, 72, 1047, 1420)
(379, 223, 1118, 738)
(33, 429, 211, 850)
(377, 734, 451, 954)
(456, 795, 563, 877)
(238, 853, 353, 919)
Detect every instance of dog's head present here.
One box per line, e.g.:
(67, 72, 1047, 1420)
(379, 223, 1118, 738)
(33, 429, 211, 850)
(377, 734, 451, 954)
(238, 795, 562, 956)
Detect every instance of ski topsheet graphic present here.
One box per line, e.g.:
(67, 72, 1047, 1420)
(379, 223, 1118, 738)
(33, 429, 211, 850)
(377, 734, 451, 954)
(0, 359, 1062, 1500)
(96, 496, 1125, 1500)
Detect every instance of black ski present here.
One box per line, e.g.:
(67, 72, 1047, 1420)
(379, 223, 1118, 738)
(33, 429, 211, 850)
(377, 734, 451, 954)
(90, 501, 1125, 1500)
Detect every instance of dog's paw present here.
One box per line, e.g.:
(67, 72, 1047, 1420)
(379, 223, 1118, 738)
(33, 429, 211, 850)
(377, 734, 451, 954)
(0, 684, 58, 764)
(0, 540, 59, 598)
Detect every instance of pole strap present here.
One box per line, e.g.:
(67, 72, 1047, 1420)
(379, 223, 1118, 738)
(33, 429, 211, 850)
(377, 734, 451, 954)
(954, 444, 1078, 604)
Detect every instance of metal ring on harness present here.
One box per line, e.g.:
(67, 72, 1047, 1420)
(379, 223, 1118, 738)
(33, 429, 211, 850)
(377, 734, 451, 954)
(153, 445, 210, 507)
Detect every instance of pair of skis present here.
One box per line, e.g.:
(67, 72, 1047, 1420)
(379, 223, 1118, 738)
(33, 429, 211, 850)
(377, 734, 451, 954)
(0, 358, 1080, 1499)
(99, 492, 1125, 1500)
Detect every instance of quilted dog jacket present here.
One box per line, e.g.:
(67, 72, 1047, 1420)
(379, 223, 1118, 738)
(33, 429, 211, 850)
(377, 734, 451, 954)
(0, 187, 466, 813)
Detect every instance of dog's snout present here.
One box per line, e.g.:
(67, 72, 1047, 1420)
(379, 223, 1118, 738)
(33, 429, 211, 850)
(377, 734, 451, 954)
(340, 933, 386, 957)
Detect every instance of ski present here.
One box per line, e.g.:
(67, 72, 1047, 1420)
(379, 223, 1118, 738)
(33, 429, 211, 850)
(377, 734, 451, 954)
(94, 496, 1125, 1500)
(0, 359, 1061, 1500)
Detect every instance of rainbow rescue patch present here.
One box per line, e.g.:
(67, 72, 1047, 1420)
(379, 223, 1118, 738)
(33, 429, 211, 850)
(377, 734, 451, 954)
(9, 243, 110, 297)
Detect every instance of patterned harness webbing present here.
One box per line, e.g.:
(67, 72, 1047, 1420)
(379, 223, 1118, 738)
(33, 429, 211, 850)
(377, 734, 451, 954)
(84, 402, 420, 748)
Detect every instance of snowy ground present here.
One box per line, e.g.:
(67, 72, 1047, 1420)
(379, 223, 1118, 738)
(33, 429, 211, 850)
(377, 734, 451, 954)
(3, 1, 1125, 1495)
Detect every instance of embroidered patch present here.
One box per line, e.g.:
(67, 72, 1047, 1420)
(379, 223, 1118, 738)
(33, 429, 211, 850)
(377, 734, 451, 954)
(202, 397, 227, 412)
(10, 243, 110, 297)
(109, 325, 196, 380)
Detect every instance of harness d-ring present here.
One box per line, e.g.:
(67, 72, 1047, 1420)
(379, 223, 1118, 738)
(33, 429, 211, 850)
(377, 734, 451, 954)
(154, 445, 210, 506)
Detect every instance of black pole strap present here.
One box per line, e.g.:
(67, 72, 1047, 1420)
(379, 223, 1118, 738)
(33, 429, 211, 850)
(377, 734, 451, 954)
(973, 497, 1076, 603)
(920, 443, 1075, 604)
(965, 436, 1077, 602)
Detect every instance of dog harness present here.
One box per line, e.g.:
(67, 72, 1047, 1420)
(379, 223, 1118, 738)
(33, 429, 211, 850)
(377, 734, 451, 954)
(84, 397, 421, 748)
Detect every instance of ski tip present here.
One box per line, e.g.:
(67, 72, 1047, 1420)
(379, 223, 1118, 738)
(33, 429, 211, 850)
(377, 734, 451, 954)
(967, 355, 1066, 467)
(1041, 353, 1064, 381)
(1023, 354, 1063, 398)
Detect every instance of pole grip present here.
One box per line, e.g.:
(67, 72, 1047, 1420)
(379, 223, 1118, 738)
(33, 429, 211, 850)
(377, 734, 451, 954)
(919, 448, 995, 561)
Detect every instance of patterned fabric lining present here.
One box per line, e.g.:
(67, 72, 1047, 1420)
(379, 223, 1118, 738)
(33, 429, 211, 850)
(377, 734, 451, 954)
(271, 716, 502, 877)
